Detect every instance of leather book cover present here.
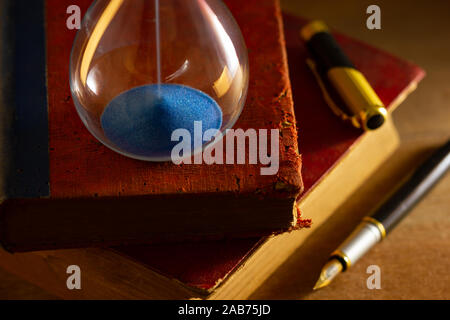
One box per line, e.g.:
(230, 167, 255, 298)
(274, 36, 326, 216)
(0, 0, 303, 252)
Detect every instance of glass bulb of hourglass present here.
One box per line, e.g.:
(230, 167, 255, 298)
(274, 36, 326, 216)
(70, 0, 249, 161)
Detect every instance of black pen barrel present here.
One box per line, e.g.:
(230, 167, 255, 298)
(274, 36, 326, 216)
(372, 140, 450, 233)
(305, 31, 355, 72)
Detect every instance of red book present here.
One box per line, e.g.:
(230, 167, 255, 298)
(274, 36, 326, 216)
(0, 6, 424, 298)
(0, 0, 303, 252)
(110, 14, 424, 295)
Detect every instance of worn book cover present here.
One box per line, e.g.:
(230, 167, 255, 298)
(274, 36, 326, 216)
(0, 0, 303, 252)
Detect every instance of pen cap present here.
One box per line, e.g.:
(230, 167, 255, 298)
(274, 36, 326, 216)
(301, 20, 387, 130)
(301, 21, 355, 71)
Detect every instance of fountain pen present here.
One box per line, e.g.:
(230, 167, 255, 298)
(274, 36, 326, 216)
(314, 139, 450, 290)
(301, 20, 388, 131)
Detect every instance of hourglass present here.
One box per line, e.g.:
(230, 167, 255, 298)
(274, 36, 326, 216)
(70, 0, 249, 161)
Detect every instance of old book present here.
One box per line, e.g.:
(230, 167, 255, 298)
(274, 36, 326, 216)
(0, 0, 302, 252)
(0, 13, 425, 299)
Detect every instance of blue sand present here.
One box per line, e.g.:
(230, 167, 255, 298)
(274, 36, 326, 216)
(101, 84, 223, 160)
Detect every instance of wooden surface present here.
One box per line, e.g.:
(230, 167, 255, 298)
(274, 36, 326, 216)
(0, 0, 449, 299)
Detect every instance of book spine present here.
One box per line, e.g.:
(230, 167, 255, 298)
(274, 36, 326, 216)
(4, 0, 50, 199)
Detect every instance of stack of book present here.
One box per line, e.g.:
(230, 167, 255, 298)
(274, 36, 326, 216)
(0, 0, 424, 299)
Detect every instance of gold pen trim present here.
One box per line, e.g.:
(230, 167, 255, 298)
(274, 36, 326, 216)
(363, 217, 387, 239)
(305, 60, 388, 131)
(305, 59, 361, 127)
(331, 250, 352, 270)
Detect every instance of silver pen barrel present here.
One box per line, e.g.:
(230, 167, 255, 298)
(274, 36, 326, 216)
(331, 219, 384, 269)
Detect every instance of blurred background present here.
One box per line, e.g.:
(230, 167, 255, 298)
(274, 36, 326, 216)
(1, 0, 449, 299)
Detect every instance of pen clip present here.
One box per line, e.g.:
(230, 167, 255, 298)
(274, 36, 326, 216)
(306, 59, 362, 129)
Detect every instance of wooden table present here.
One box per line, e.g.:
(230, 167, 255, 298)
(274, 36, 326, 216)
(1, 0, 449, 299)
